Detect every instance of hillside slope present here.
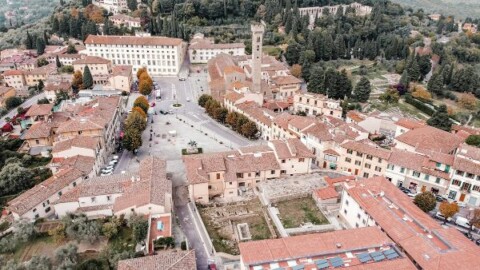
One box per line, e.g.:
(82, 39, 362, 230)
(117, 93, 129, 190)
(391, 0, 480, 19)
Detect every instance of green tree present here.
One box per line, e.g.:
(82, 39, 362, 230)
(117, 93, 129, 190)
(25, 31, 34, 49)
(353, 77, 372, 102)
(38, 80, 44, 91)
(427, 104, 452, 131)
(198, 94, 213, 107)
(139, 80, 152, 96)
(82, 66, 93, 89)
(4, 96, 22, 110)
(123, 127, 142, 152)
(127, 0, 137, 11)
(439, 201, 459, 224)
(67, 44, 77, 54)
(407, 56, 420, 82)
(36, 37, 46, 55)
(285, 41, 302, 65)
(102, 217, 121, 239)
(414, 192, 437, 213)
(128, 214, 148, 244)
(56, 55, 62, 68)
(379, 89, 400, 104)
(26, 255, 52, 270)
(307, 65, 325, 94)
(427, 71, 444, 96)
(399, 69, 409, 88)
(37, 57, 49, 67)
(213, 107, 228, 123)
(465, 135, 480, 147)
(0, 161, 34, 196)
(125, 111, 147, 131)
(55, 243, 78, 270)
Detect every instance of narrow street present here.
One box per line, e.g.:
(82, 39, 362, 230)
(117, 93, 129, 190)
(0, 92, 45, 127)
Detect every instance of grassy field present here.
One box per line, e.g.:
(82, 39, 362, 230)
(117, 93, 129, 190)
(276, 197, 329, 229)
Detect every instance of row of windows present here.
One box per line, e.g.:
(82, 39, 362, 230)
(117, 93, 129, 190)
(89, 44, 176, 49)
(344, 157, 382, 172)
(346, 149, 383, 162)
(455, 170, 480, 180)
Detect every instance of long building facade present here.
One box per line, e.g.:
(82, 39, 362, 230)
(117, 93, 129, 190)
(84, 35, 186, 76)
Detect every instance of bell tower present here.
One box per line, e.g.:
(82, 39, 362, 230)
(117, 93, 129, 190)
(251, 21, 265, 94)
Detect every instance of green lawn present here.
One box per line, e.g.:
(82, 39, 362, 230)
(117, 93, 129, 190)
(276, 197, 329, 229)
(108, 226, 135, 253)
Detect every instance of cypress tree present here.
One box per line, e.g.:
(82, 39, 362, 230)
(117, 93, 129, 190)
(36, 38, 46, 55)
(25, 31, 34, 49)
(427, 104, 452, 132)
(308, 65, 325, 94)
(353, 76, 372, 102)
(399, 69, 410, 88)
(55, 55, 62, 68)
(427, 72, 444, 97)
(43, 30, 49, 45)
(83, 66, 93, 89)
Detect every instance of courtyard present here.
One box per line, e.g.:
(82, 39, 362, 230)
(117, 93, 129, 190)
(274, 197, 329, 229)
(198, 199, 275, 255)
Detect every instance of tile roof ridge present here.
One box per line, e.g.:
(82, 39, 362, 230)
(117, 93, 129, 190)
(167, 249, 195, 269)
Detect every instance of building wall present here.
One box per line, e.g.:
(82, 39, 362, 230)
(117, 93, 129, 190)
(52, 147, 96, 159)
(339, 189, 376, 229)
(448, 169, 480, 207)
(108, 74, 132, 92)
(17, 176, 85, 220)
(189, 183, 209, 204)
(189, 47, 245, 64)
(26, 137, 52, 148)
(278, 157, 311, 175)
(73, 62, 111, 76)
(85, 42, 186, 76)
(25, 73, 48, 87)
(338, 147, 388, 178)
(4, 74, 26, 90)
(385, 165, 449, 195)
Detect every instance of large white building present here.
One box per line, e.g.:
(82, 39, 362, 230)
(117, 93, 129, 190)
(84, 35, 186, 76)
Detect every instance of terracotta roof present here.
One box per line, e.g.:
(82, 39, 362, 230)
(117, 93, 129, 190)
(184, 148, 281, 185)
(263, 100, 290, 111)
(111, 65, 132, 77)
(85, 35, 183, 46)
(118, 250, 196, 270)
(224, 65, 244, 75)
(452, 125, 480, 136)
(341, 140, 391, 160)
(453, 156, 480, 176)
(52, 136, 99, 153)
(323, 149, 340, 156)
(55, 173, 135, 203)
(25, 104, 54, 117)
(73, 56, 111, 65)
(395, 118, 425, 130)
(23, 122, 52, 139)
(456, 143, 480, 161)
(271, 75, 302, 85)
(324, 175, 356, 186)
(344, 177, 480, 270)
(8, 168, 85, 215)
(314, 187, 338, 200)
(388, 149, 426, 172)
(347, 111, 366, 123)
(269, 138, 315, 159)
(58, 155, 95, 174)
(305, 123, 334, 141)
(395, 126, 464, 154)
(3, 69, 23, 76)
(44, 81, 71, 92)
(113, 157, 171, 213)
(239, 227, 402, 267)
(224, 91, 244, 103)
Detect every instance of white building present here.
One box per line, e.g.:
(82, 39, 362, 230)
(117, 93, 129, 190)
(109, 14, 141, 29)
(188, 33, 245, 64)
(448, 144, 480, 206)
(84, 35, 186, 76)
(293, 92, 343, 119)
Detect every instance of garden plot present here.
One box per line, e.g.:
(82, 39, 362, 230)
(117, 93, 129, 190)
(274, 197, 329, 229)
(198, 199, 275, 255)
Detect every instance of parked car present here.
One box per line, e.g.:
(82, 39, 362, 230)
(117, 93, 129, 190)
(455, 216, 474, 229)
(101, 168, 114, 174)
(112, 155, 119, 160)
(108, 160, 118, 166)
(434, 212, 453, 223)
(476, 239, 480, 246)
(101, 171, 113, 176)
(435, 195, 447, 202)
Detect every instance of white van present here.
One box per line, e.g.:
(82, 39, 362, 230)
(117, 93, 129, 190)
(455, 216, 474, 229)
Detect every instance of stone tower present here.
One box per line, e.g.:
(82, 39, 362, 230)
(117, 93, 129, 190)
(251, 21, 265, 94)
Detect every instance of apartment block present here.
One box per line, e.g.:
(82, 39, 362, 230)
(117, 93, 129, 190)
(293, 92, 343, 119)
(84, 35, 186, 76)
(448, 144, 480, 206)
(188, 33, 245, 64)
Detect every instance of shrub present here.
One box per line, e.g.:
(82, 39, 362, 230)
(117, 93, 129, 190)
(404, 94, 435, 116)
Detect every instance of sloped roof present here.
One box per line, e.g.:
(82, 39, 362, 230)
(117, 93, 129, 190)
(117, 250, 196, 270)
(25, 104, 54, 117)
(395, 126, 464, 154)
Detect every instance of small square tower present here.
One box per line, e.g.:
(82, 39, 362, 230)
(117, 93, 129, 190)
(251, 21, 265, 95)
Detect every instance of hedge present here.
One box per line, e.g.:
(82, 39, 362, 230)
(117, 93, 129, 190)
(404, 94, 436, 116)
